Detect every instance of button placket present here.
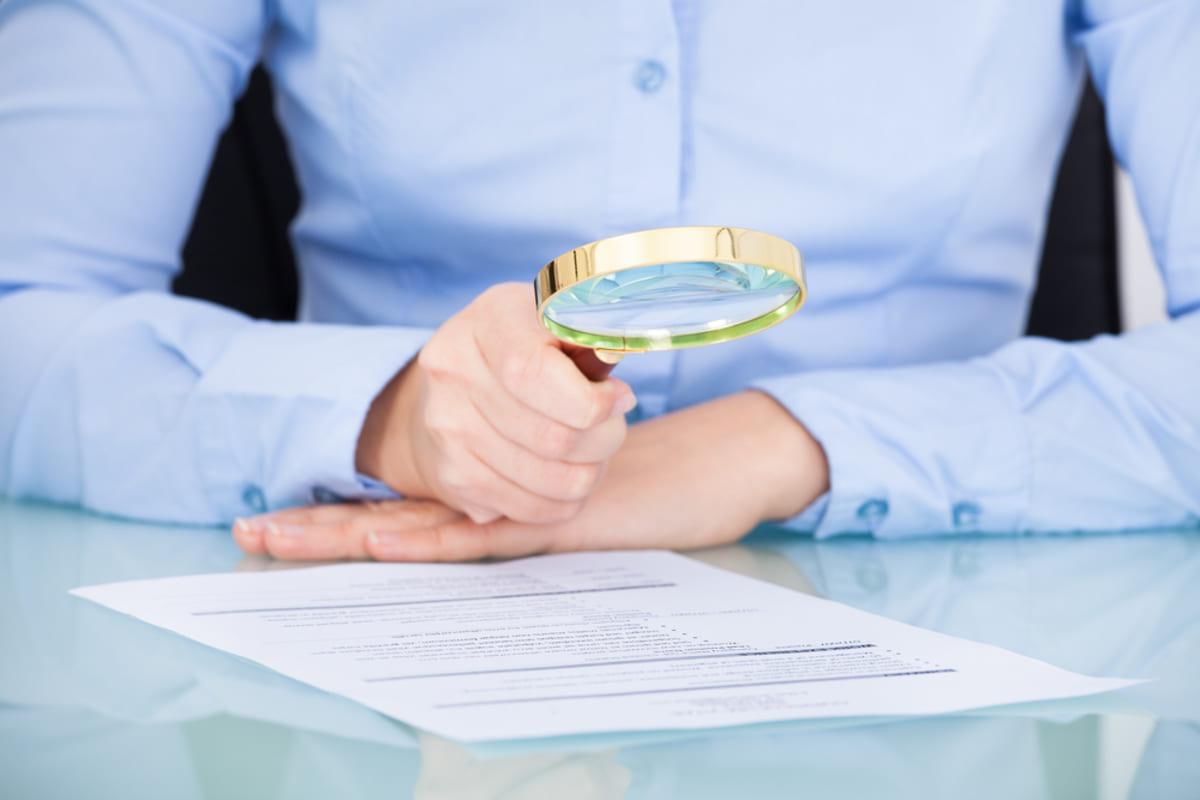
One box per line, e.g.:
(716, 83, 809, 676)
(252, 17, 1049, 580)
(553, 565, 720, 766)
(605, 0, 681, 232)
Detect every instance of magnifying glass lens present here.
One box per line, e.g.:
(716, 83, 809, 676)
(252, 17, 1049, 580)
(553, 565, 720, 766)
(543, 261, 801, 349)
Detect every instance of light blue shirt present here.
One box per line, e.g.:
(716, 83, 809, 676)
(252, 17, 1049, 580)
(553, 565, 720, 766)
(1, 0, 1198, 537)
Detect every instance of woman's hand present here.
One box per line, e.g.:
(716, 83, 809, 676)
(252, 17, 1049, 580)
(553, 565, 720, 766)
(355, 282, 636, 525)
(235, 391, 829, 561)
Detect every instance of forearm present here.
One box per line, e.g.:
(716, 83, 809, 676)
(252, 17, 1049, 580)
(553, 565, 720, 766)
(0, 287, 429, 523)
(683, 390, 829, 524)
(753, 311, 1200, 537)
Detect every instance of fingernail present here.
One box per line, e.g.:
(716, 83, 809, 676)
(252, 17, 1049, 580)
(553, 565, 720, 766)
(265, 522, 308, 538)
(233, 518, 256, 538)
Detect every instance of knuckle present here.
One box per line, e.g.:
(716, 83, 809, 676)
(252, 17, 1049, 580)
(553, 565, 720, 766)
(519, 497, 582, 525)
(361, 500, 389, 514)
(465, 507, 500, 525)
(561, 462, 600, 500)
(423, 406, 462, 444)
(438, 465, 473, 496)
(478, 284, 507, 306)
(472, 521, 502, 559)
(331, 522, 362, 558)
(600, 420, 627, 455)
(424, 423, 452, 451)
(415, 525, 449, 561)
(416, 342, 451, 378)
(500, 349, 541, 392)
(552, 499, 587, 523)
(600, 419, 627, 457)
(427, 428, 454, 455)
(441, 521, 489, 562)
(264, 535, 299, 561)
(261, 536, 284, 559)
(409, 499, 449, 521)
(484, 282, 529, 309)
(570, 419, 622, 462)
(440, 459, 498, 509)
(578, 390, 611, 428)
(537, 419, 581, 460)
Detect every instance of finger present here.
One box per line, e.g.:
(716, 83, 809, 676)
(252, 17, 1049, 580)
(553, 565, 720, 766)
(428, 445, 588, 524)
(420, 287, 634, 455)
(459, 369, 631, 463)
(261, 518, 371, 561)
(418, 380, 608, 520)
(236, 499, 407, 550)
(474, 312, 633, 429)
(496, 345, 632, 430)
(232, 517, 267, 555)
(256, 501, 462, 561)
(247, 502, 378, 527)
(460, 404, 609, 502)
(366, 516, 559, 562)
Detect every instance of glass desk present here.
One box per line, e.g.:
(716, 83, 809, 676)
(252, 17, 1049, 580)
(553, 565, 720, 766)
(2, 498, 1197, 799)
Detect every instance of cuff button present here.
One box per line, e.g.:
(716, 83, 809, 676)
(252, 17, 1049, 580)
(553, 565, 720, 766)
(856, 499, 889, 526)
(952, 502, 981, 530)
(241, 485, 267, 514)
(311, 486, 341, 504)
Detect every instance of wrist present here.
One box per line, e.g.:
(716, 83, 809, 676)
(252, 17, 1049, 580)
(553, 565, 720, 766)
(355, 359, 427, 496)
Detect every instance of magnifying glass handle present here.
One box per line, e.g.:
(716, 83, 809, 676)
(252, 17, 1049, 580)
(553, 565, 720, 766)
(565, 346, 624, 381)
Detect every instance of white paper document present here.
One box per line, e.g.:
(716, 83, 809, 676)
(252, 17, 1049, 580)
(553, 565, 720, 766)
(72, 550, 1137, 741)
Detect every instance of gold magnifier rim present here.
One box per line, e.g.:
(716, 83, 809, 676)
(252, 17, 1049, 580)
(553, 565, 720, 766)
(534, 225, 806, 354)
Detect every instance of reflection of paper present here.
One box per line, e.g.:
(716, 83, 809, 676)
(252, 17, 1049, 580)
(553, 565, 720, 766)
(71, 551, 1137, 742)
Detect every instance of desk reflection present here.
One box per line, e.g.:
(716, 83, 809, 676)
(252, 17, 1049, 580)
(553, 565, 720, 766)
(2, 499, 1197, 799)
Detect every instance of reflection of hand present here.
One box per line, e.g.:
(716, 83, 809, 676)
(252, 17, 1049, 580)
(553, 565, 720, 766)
(235, 391, 829, 561)
(356, 282, 636, 524)
(413, 733, 631, 800)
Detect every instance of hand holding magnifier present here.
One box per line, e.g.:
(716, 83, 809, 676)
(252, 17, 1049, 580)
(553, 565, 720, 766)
(535, 226, 806, 379)
(353, 226, 805, 529)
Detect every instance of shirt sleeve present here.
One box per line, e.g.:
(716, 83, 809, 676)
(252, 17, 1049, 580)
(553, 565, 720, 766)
(753, 0, 1200, 538)
(0, 0, 429, 524)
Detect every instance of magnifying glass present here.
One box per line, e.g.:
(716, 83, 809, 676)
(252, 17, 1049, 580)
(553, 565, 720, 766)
(535, 226, 806, 378)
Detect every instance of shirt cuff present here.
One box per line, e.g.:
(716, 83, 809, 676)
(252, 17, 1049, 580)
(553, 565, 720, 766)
(194, 320, 431, 520)
(778, 491, 830, 533)
(752, 360, 1032, 538)
(307, 474, 403, 505)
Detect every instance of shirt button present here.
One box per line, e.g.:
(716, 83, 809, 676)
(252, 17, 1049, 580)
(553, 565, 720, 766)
(241, 485, 267, 514)
(311, 486, 341, 505)
(952, 502, 981, 530)
(633, 59, 667, 93)
(856, 499, 889, 526)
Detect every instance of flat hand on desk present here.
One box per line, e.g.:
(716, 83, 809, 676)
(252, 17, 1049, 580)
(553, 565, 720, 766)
(234, 391, 829, 561)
